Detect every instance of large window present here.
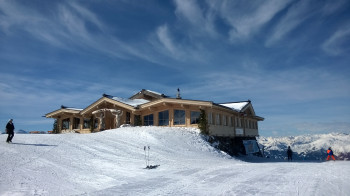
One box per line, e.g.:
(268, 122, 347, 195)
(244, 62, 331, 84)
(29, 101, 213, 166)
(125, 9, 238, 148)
(191, 111, 200, 124)
(83, 118, 90, 129)
(208, 112, 213, 124)
(126, 112, 131, 124)
(144, 114, 154, 126)
(174, 110, 186, 125)
(158, 110, 169, 126)
(134, 115, 141, 126)
(94, 118, 99, 129)
(62, 118, 70, 130)
(73, 117, 80, 129)
(216, 114, 221, 125)
(223, 115, 227, 126)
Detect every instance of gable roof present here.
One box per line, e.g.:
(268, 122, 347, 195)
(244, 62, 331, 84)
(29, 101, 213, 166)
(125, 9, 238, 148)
(129, 89, 167, 101)
(106, 95, 150, 107)
(45, 106, 83, 118)
(46, 90, 264, 121)
(219, 101, 250, 112)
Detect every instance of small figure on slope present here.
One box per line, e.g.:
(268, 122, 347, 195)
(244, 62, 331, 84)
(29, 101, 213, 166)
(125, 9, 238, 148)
(6, 119, 15, 143)
(287, 146, 293, 161)
(326, 147, 336, 161)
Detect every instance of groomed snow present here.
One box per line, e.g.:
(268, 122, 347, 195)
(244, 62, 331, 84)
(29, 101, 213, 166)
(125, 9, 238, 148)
(1, 127, 349, 195)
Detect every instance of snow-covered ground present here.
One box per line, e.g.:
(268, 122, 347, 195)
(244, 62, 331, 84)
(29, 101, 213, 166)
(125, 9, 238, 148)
(1, 127, 349, 196)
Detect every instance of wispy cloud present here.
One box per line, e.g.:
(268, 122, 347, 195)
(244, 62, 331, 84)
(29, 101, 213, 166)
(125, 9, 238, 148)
(266, 0, 347, 47)
(183, 66, 350, 104)
(174, 0, 217, 38)
(213, 0, 291, 42)
(0, 1, 164, 65)
(265, 0, 312, 46)
(295, 122, 350, 134)
(322, 24, 350, 56)
(156, 25, 178, 56)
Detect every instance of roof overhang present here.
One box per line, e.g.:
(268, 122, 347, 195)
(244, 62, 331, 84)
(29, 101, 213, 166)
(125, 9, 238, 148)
(80, 97, 137, 115)
(139, 98, 213, 109)
(45, 108, 82, 118)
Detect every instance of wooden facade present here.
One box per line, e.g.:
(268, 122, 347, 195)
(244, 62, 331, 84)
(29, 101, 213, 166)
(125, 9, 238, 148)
(45, 90, 264, 137)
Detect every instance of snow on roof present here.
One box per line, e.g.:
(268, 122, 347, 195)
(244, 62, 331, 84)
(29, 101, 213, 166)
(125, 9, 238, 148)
(61, 105, 83, 111)
(145, 89, 162, 95)
(111, 97, 150, 107)
(219, 102, 249, 112)
(66, 108, 83, 111)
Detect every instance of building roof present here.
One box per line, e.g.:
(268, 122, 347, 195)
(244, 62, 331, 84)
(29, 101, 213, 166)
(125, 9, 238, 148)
(110, 97, 150, 107)
(219, 101, 250, 112)
(129, 89, 167, 101)
(46, 90, 263, 121)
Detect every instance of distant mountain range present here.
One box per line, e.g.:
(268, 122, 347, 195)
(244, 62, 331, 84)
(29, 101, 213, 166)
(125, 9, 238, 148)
(1, 129, 27, 134)
(258, 133, 350, 161)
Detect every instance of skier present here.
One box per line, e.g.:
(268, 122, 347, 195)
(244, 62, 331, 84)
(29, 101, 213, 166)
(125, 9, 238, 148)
(326, 147, 336, 161)
(287, 146, 293, 161)
(6, 119, 15, 143)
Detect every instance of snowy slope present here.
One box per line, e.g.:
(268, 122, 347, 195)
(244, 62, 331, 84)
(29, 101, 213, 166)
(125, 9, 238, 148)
(1, 127, 350, 196)
(258, 133, 350, 161)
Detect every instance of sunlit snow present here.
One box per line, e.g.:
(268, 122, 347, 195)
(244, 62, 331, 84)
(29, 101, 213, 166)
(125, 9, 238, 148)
(1, 127, 349, 195)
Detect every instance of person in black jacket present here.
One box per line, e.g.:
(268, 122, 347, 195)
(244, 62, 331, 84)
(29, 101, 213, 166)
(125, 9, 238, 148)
(6, 119, 15, 143)
(287, 146, 293, 161)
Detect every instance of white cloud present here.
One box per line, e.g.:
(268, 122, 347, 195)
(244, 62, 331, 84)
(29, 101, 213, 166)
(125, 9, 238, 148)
(156, 25, 178, 56)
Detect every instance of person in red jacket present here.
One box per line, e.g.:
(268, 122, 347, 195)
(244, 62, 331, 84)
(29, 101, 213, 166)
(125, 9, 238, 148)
(326, 147, 336, 161)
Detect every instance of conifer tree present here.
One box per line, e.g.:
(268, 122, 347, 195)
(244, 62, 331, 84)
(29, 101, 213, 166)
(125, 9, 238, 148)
(53, 119, 58, 134)
(198, 109, 209, 135)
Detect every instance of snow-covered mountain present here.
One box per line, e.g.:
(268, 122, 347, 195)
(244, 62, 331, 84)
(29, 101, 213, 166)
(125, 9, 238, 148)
(258, 133, 350, 161)
(1, 129, 28, 134)
(1, 127, 349, 195)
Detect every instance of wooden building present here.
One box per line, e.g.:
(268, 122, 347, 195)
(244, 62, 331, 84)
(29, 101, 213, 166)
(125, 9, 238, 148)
(45, 89, 264, 137)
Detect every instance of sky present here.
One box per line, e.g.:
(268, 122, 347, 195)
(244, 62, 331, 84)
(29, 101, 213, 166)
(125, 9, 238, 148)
(0, 0, 349, 136)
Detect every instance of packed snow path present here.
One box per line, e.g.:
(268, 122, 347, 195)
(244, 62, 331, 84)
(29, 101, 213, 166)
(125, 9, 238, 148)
(1, 127, 349, 195)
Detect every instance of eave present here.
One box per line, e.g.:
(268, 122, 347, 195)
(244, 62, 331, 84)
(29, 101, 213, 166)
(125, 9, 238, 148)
(138, 98, 213, 109)
(80, 97, 137, 115)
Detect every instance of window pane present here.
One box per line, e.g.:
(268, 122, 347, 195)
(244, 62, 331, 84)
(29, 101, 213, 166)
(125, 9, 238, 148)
(73, 118, 80, 129)
(158, 110, 169, 126)
(126, 112, 131, 124)
(174, 110, 185, 125)
(191, 111, 200, 124)
(216, 114, 220, 125)
(83, 118, 90, 129)
(144, 114, 154, 126)
(62, 118, 70, 130)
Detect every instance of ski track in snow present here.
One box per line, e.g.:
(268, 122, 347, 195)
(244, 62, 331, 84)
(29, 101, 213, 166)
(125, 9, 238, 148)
(1, 127, 349, 196)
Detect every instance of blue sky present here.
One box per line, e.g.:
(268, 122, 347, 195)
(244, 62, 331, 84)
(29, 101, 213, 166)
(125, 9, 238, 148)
(1, 0, 349, 136)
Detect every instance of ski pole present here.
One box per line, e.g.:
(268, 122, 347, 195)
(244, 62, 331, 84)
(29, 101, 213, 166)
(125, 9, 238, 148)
(144, 146, 147, 168)
(148, 146, 150, 167)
